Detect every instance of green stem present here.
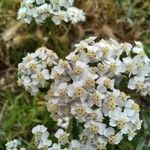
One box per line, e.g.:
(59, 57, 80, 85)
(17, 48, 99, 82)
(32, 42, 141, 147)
(49, 21, 62, 56)
(110, 145, 115, 150)
(0, 99, 8, 124)
(72, 117, 79, 139)
(63, 23, 72, 36)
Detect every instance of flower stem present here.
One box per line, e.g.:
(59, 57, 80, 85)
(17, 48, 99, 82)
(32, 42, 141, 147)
(49, 21, 62, 56)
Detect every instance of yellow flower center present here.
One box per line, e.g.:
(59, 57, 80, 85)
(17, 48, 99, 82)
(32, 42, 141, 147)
(90, 112, 98, 120)
(136, 82, 144, 91)
(102, 47, 109, 56)
(110, 63, 117, 73)
(89, 124, 98, 134)
(29, 63, 37, 70)
(137, 63, 144, 70)
(59, 89, 67, 97)
(59, 14, 65, 20)
(106, 95, 116, 111)
(59, 134, 68, 143)
(54, 73, 63, 80)
(37, 74, 44, 81)
(139, 51, 145, 57)
(47, 51, 53, 57)
(97, 143, 105, 150)
(132, 103, 140, 112)
(59, 60, 69, 68)
(91, 93, 101, 106)
(47, 90, 54, 97)
(52, 0, 59, 4)
(75, 87, 85, 98)
(117, 118, 126, 129)
(76, 106, 86, 116)
(46, 60, 53, 67)
(87, 50, 96, 59)
(108, 135, 116, 144)
(120, 92, 128, 101)
(71, 55, 80, 63)
(48, 103, 58, 113)
(98, 63, 105, 72)
(104, 78, 112, 89)
(74, 66, 83, 75)
(77, 45, 85, 51)
(127, 64, 134, 72)
(85, 78, 95, 88)
(128, 129, 136, 138)
(34, 132, 42, 145)
(25, 56, 32, 61)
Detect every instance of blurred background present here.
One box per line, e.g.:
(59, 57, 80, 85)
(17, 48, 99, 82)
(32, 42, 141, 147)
(0, 0, 150, 149)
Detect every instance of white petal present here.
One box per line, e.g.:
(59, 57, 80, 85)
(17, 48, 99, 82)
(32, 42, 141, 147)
(52, 16, 61, 25)
(103, 127, 115, 137)
(67, 85, 74, 97)
(109, 119, 117, 127)
(36, 0, 45, 5)
(124, 108, 135, 117)
(128, 79, 136, 90)
(115, 132, 123, 144)
(42, 69, 50, 80)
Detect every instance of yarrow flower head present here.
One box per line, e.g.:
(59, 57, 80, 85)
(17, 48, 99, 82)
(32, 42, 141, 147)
(18, 0, 86, 24)
(18, 47, 58, 95)
(18, 37, 150, 149)
(5, 139, 26, 150)
(32, 125, 52, 149)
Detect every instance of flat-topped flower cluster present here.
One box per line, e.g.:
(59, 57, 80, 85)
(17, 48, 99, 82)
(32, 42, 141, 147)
(18, 47, 58, 95)
(18, 0, 86, 24)
(18, 37, 150, 149)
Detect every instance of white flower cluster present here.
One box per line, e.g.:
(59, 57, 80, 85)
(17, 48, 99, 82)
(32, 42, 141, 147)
(32, 124, 102, 150)
(32, 125, 70, 150)
(18, 47, 58, 95)
(18, 37, 150, 149)
(126, 41, 150, 96)
(32, 125, 52, 149)
(18, 0, 86, 24)
(42, 37, 146, 149)
(5, 139, 26, 150)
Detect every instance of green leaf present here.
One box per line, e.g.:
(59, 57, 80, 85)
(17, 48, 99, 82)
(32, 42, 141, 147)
(136, 138, 145, 150)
